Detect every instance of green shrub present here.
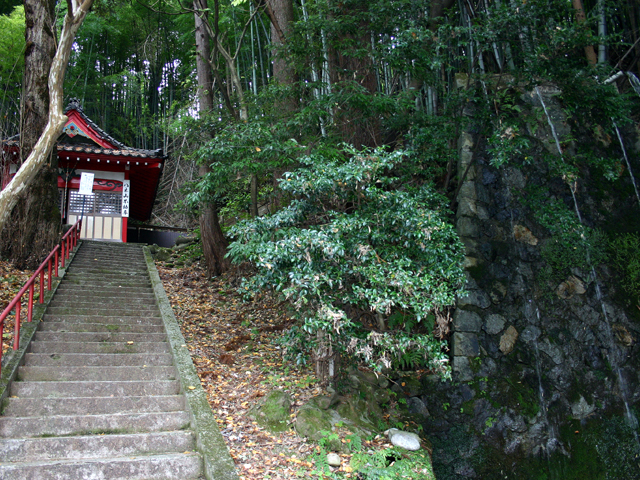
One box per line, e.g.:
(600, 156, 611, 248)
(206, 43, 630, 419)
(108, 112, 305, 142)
(227, 145, 465, 379)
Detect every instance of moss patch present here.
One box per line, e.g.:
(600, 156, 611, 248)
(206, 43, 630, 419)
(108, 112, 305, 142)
(249, 390, 291, 433)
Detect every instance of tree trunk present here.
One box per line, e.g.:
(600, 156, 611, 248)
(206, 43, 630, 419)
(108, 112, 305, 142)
(267, 0, 296, 211)
(0, 0, 95, 254)
(327, 0, 380, 148)
(571, 0, 597, 66)
(198, 176, 230, 277)
(314, 329, 337, 382)
(250, 173, 258, 217)
(194, 0, 229, 277)
(268, 0, 296, 95)
(597, 0, 606, 64)
(0, 0, 58, 268)
(429, 0, 456, 31)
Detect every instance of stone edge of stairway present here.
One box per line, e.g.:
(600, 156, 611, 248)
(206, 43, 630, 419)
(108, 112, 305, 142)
(0, 242, 82, 405)
(143, 246, 239, 480)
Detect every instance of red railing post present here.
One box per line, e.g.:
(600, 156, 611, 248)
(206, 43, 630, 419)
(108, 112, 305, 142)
(13, 303, 20, 350)
(39, 270, 44, 304)
(0, 322, 3, 368)
(61, 238, 65, 269)
(48, 257, 53, 290)
(28, 285, 34, 322)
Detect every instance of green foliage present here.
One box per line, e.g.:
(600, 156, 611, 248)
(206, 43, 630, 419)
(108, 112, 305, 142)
(608, 233, 640, 302)
(317, 430, 340, 451)
(523, 187, 608, 287)
(0, 5, 23, 80)
(540, 228, 608, 286)
(350, 447, 435, 480)
(488, 124, 531, 167)
(196, 121, 302, 184)
(0, 5, 24, 133)
(228, 144, 465, 378)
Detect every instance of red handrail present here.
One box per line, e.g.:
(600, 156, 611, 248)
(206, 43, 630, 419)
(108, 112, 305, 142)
(0, 219, 82, 376)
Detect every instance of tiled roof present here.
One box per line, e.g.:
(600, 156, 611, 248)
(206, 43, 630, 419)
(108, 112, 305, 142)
(56, 143, 164, 159)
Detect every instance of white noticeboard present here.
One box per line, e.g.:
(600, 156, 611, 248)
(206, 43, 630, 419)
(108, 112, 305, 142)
(78, 172, 94, 196)
(121, 180, 130, 218)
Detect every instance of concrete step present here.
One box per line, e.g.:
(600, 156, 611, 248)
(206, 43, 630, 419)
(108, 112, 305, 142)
(66, 267, 149, 276)
(38, 322, 165, 334)
(29, 341, 170, 354)
(33, 331, 166, 343)
(0, 452, 202, 480)
(52, 290, 156, 300)
(64, 275, 149, 283)
(0, 430, 195, 462)
(17, 365, 177, 382)
(0, 411, 191, 438)
(2, 395, 185, 417)
(45, 306, 158, 317)
(42, 314, 162, 324)
(64, 272, 150, 281)
(54, 285, 155, 296)
(49, 296, 158, 307)
(24, 352, 173, 367)
(74, 247, 145, 256)
(68, 261, 146, 270)
(10, 380, 181, 398)
(73, 249, 145, 258)
(59, 279, 152, 288)
(69, 257, 147, 265)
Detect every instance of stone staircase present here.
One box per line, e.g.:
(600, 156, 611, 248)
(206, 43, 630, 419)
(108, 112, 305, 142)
(0, 242, 205, 479)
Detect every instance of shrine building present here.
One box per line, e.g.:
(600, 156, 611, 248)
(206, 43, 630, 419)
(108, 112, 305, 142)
(1, 99, 165, 242)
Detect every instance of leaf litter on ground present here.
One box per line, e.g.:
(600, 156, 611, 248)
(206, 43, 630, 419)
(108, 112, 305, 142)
(156, 260, 408, 479)
(0, 261, 34, 356)
(157, 261, 327, 479)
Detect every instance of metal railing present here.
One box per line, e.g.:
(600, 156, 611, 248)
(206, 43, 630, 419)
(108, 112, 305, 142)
(0, 219, 82, 376)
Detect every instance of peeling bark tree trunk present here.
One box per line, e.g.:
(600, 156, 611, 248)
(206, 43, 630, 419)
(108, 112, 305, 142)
(0, 0, 58, 268)
(0, 0, 94, 267)
(194, 0, 229, 277)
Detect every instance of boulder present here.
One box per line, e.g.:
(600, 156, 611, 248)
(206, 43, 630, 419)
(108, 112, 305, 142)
(154, 249, 171, 262)
(175, 235, 197, 246)
(249, 390, 291, 433)
(335, 396, 379, 432)
(385, 428, 421, 451)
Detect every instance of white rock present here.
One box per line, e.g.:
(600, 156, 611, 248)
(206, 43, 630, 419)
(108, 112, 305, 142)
(385, 428, 421, 451)
(326, 452, 341, 467)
